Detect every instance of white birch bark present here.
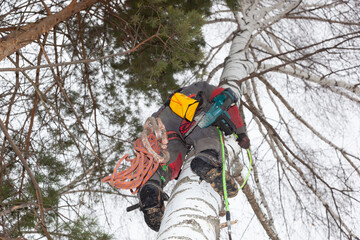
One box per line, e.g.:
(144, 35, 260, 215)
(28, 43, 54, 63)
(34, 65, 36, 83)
(156, 156, 222, 240)
(219, 16, 257, 96)
(219, 1, 302, 94)
(216, 3, 302, 239)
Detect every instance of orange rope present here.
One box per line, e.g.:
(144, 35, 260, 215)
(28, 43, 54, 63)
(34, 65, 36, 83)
(102, 118, 169, 194)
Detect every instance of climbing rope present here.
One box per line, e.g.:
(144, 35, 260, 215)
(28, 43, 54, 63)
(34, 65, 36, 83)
(217, 127, 232, 240)
(241, 149, 252, 189)
(218, 130, 253, 240)
(233, 133, 252, 189)
(102, 117, 169, 194)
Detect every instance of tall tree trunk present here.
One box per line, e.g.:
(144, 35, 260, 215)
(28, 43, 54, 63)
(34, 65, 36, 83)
(157, 156, 222, 240)
(219, 18, 257, 93)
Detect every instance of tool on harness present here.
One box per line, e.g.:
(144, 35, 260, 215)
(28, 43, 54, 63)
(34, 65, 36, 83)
(197, 88, 238, 132)
(182, 88, 238, 138)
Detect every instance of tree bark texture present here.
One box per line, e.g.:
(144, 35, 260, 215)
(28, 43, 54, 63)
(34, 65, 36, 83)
(219, 18, 257, 97)
(157, 157, 222, 240)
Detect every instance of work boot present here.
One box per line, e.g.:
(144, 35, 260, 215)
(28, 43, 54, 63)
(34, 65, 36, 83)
(139, 181, 165, 232)
(190, 156, 238, 198)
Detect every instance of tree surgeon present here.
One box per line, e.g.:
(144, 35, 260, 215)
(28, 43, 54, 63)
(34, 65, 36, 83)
(104, 81, 250, 231)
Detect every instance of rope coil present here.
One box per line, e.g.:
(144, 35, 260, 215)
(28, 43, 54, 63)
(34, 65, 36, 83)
(102, 117, 169, 193)
(141, 117, 169, 164)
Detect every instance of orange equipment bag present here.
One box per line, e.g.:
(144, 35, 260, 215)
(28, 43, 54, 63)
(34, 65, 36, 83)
(169, 92, 199, 122)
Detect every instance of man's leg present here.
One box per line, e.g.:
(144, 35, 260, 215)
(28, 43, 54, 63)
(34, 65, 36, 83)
(138, 180, 166, 232)
(138, 138, 187, 231)
(187, 126, 238, 198)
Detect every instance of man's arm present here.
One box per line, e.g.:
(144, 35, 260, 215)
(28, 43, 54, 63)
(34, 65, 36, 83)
(210, 86, 250, 149)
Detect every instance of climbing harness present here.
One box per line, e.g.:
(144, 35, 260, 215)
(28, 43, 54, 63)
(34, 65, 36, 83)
(102, 117, 169, 194)
(218, 129, 253, 240)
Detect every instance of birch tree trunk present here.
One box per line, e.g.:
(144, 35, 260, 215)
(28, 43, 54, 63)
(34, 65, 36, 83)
(218, 3, 281, 239)
(156, 155, 222, 240)
(219, 16, 257, 94)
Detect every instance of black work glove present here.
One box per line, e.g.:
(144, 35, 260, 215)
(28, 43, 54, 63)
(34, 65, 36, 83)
(236, 133, 250, 149)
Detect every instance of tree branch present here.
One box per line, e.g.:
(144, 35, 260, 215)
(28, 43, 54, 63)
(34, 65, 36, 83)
(0, 0, 100, 61)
